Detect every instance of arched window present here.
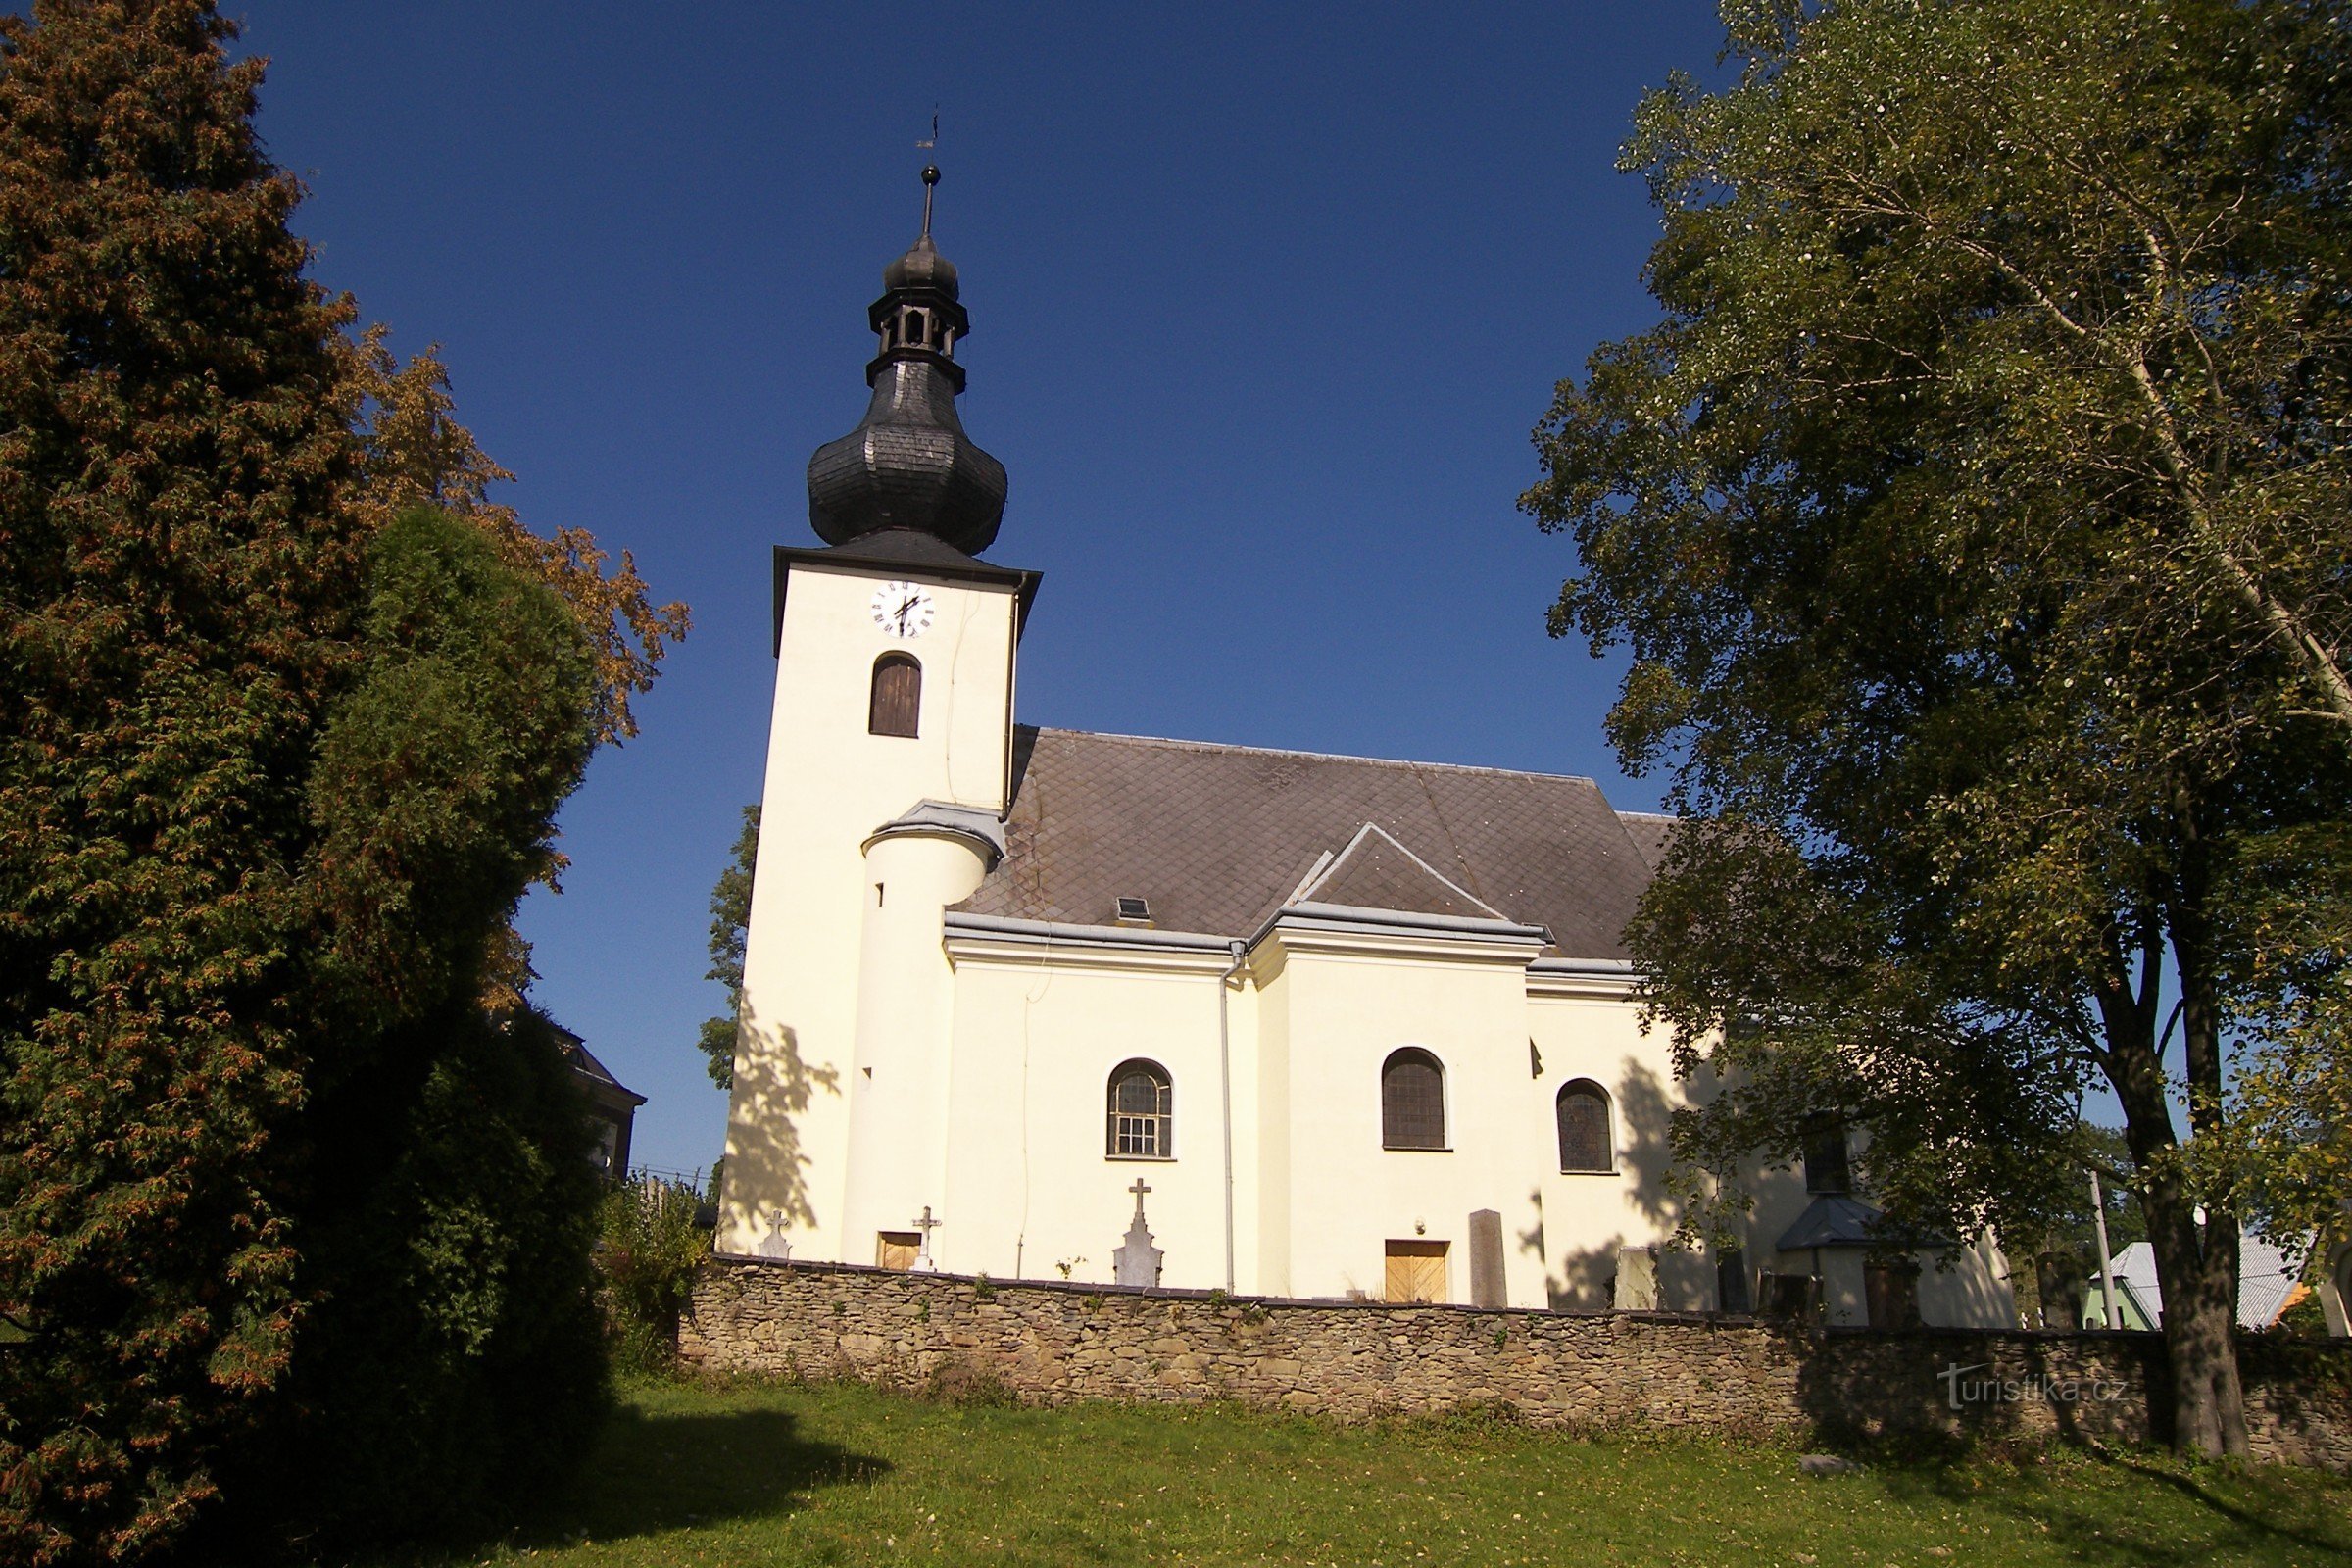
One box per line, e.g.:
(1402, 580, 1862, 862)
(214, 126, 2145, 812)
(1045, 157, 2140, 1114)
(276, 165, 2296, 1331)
(904, 308, 927, 346)
(1380, 1048, 1446, 1150)
(1556, 1080, 1613, 1172)
(1106, 1059, 1172, 1158)
(868, 652, 920, 737)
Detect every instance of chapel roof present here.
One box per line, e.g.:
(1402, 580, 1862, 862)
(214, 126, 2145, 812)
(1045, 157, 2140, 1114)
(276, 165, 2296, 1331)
(950, 727, 1660, 959)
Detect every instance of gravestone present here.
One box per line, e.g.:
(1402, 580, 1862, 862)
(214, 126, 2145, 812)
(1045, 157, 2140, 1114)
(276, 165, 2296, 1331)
(1467, 1209, 1506, 1308)
(911, 1204, 942, 1273)
(1613, 1244, 1658, 1311)
(1111, 1177, 1163, 1288)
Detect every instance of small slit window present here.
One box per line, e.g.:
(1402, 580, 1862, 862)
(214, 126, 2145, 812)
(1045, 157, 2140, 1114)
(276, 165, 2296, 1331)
(1106, 1059, 1172, 1158)
(1556, 1080, 1613, 1172)
(1381, 1048, 1446, 1150)
(1802, 1119, 1850, 1194)
(868, 652, 920, 737)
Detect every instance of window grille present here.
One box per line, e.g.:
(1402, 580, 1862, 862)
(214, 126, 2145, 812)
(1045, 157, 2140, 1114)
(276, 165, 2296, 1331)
(1556, 1080, 1612, 1171)
(1105, 1059, 1172, 1158)
(1380, 1049, 1446, 1150)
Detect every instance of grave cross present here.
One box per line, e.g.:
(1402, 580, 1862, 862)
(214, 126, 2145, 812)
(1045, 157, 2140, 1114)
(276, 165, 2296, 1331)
(912, 1204, 942, 1272)
(1127, 1177, 1151, 1214)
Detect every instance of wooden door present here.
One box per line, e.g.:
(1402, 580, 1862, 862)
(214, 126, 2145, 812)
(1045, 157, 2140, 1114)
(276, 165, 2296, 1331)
(876, 1231, 919, 1271)
(1385, 1240, 1448, 1303)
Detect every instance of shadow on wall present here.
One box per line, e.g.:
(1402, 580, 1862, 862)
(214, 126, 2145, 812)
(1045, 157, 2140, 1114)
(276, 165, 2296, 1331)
(724, 1008, 841, 1243)
(1790, 1329, 2172, 1454)
(1535, 1058, 1713, 1311)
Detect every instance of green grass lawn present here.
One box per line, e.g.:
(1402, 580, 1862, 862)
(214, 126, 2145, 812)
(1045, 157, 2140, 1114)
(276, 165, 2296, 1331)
(364, 1375, 2352, 1568)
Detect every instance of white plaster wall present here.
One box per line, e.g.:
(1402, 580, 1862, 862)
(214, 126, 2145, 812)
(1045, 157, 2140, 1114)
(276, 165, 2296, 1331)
(720, 563, 1018, 1258)
(1259, 932, 1553, 1307)
(1526, 981, 1704, 1310)
(933, 947, 1238, 1288)
(838, 831, 991, 1260)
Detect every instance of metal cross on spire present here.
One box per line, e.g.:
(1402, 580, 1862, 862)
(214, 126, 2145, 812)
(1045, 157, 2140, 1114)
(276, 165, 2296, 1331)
(916, 111, 941, 238)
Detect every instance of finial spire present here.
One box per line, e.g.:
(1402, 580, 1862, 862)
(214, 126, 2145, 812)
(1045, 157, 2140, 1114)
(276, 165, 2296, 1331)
(916, 111, 941, 239)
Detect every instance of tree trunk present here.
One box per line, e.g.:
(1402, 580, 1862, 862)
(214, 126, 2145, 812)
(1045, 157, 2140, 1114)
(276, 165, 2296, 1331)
(2170, 844, 2251, 1457)
(2095, 810, 2248, 1458)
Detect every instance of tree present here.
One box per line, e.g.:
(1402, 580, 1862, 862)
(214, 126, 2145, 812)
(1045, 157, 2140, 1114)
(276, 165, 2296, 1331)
(696, 805, 760, 1090)
(1524, 0, 2350, 1457)
(0, 5, 681, 1557)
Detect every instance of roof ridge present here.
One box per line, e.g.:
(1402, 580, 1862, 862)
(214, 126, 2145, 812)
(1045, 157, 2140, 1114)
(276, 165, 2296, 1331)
(1616, 808, 1678, 822)
(1022, 725, 1604, 787)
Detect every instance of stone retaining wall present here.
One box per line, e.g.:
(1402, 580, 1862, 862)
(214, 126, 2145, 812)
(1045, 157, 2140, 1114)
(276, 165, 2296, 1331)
(682, 1254, 2352, 1471)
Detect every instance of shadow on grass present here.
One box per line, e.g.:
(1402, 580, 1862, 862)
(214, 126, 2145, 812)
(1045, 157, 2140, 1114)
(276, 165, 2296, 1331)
(1852, 1442, 2352, 1566)
(498, 1395, 890, 1552)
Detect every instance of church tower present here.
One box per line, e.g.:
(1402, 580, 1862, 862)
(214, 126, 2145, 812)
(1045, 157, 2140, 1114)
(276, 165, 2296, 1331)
(720, 169, 1038, 1263)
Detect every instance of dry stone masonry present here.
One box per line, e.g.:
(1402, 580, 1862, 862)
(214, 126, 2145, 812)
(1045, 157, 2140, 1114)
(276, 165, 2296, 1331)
(683, 1255, 2352, 1470)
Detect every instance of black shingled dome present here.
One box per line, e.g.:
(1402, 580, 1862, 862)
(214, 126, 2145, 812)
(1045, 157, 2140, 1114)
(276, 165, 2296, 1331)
(808, 169, 1006, 555)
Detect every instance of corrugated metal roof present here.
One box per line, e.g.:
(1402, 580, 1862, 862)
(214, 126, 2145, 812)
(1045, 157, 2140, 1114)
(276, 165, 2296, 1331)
(2089, 1234, 2308, 1330)
(951, 727, 1657, 958)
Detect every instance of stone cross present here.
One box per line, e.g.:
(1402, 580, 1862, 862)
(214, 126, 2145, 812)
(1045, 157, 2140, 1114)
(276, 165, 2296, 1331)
(912, 1204, 942, 1272)
(1112, 1181, 1163, 1289)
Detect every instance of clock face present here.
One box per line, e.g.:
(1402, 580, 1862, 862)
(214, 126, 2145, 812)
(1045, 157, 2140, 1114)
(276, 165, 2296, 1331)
(870, 580, 936, 639)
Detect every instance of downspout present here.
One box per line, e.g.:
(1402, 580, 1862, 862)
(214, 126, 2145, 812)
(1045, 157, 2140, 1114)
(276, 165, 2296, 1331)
(1218, 939, 1246, 1294)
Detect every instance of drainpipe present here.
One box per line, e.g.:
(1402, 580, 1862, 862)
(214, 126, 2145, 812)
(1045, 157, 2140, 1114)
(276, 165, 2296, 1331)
(1218, 940, 1246, 1294)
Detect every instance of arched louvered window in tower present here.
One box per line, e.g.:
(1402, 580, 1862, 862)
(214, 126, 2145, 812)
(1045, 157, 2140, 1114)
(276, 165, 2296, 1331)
(868, 652, 921, 737)
(1556, 1080, 1613, 1172)
(1105, 1059, 1172, 1158)
(1380, 1048, 1446, 1150)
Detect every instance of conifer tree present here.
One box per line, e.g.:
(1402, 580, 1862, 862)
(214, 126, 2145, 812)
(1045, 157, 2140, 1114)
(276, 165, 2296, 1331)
(0, 4, 679, 1556)
(0, 4, 365, 1556)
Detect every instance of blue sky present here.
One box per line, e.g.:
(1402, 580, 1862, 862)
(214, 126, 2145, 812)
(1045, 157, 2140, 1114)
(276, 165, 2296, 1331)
(232, 3, 1730, 1173)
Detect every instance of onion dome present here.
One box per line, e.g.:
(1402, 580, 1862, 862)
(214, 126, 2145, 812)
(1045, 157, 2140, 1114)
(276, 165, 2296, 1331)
(808, 166, 1006, 555)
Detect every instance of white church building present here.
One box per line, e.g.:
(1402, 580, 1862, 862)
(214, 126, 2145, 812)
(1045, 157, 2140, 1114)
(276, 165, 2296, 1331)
(719, 172, 2015, 1330)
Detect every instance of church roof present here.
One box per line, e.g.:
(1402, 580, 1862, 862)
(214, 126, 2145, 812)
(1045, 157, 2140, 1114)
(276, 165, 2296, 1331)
(1615, 809, 1678, 872)
(951, 727, 1658, 959)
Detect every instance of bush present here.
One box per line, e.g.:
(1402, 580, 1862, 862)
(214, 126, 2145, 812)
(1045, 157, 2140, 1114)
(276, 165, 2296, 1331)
(597, 1175, 713, 1372)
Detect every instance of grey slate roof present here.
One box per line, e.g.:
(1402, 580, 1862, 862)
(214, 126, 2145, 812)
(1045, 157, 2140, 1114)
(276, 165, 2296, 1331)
(1616, 810, 1678, 873)
(1298, 823, 1502, 921)
(950, 727, 1657, 959)
(1775, 1194, 1888, 1251)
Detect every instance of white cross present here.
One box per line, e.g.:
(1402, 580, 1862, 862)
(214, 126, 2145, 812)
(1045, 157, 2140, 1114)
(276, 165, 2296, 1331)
(912, 1204, 941, 1271)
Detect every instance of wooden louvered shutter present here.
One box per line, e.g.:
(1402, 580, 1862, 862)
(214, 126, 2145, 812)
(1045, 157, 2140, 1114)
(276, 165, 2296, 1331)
(869, 654, 920, 737)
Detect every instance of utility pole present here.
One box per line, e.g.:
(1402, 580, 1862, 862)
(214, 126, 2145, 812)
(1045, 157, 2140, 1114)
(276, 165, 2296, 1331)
(2091, 1168, 2123, 1331)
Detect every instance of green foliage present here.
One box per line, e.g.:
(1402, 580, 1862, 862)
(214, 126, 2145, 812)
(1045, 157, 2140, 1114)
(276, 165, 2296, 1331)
(695, 805, 760, 1089)
(1523, 0, 2351, 1455)
(596, 1177, 712, 1374)
(0, 4, 364, 1558)
(0, 7, 661, 1558)
(226, 1008, 609, 1549)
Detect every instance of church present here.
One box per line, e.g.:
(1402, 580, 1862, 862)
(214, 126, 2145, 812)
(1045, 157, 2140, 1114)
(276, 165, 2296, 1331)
(718, 172, 2016, 1329)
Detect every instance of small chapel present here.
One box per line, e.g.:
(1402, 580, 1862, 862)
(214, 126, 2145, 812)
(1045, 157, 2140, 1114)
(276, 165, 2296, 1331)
(718, 172, 2016, 1329)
